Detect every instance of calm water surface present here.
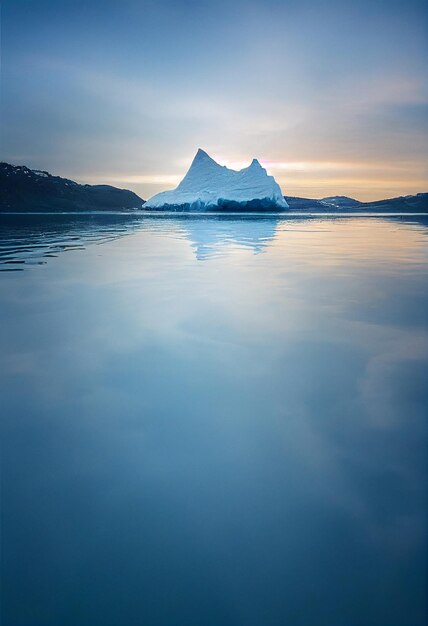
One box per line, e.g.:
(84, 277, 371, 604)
(1, 213, 427, 626)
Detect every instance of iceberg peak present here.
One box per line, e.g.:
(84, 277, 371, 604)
(248, 158, 263, 170)
(194, 148, 212, 162)
(145, 150, 288, 212)
(187, 148, 220, 172)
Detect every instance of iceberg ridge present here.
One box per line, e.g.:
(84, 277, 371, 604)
(144, 149, 288, 211)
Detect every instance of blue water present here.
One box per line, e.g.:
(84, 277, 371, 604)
(1, 213, 427, 626)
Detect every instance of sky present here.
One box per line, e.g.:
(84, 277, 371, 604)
(1, 0, 427, 201)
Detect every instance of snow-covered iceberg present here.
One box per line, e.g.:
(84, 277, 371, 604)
(144, 149, 288, 211)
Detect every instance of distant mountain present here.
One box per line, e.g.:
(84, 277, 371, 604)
(284, 195, 361, 210)
(284, 196, 334, 210)
(320, 196, 362, 208)
(0, 163, 145, 212)
(360, 193, 428, 212)
(144, 149, 288, 211)
(285, 193, 428, 212)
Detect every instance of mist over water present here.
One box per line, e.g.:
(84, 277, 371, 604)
(1, 213, 427, 626)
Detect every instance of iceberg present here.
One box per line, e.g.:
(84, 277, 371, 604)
(144, 149, 288, 211)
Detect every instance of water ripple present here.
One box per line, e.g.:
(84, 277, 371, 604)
(1, 211, 428, 270)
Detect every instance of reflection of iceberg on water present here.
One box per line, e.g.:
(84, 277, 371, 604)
(178, 215, 280, 260)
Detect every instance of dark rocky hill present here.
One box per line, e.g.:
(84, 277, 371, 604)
(0, 163, 145, 211)
(360, 193, 428, 212)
